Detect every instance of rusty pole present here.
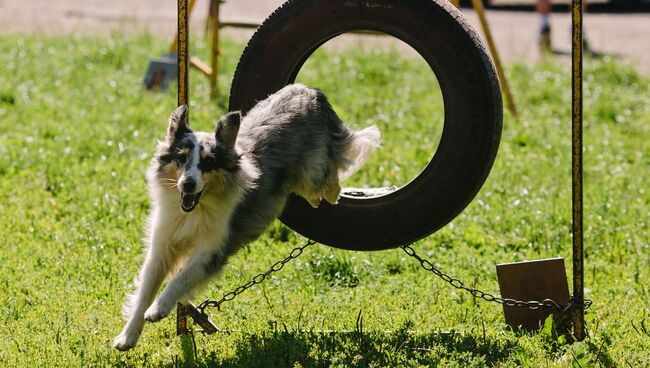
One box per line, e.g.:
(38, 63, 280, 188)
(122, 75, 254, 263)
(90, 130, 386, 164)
(176, 0, 191, 335)
(571, 0, 586, 342)
(178, 0, 189, 108)
(209, 0, 221, 100)
(170, 0, 197, 54)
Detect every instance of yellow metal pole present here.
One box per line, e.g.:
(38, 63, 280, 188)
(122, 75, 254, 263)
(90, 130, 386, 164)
(176, 0, 190, 335)
(571, 0, 586, 342)
(178, 0, 189, 108)
(171, 0, 198, 54)
(209, 0, 220, 100)
(470, 0, 518, 119)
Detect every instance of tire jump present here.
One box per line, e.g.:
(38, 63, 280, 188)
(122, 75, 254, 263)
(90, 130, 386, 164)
(229, 0, 503, 251)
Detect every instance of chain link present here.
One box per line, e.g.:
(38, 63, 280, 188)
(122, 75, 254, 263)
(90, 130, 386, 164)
(400, 243, 592, 312)
(197, 239, 315, 314)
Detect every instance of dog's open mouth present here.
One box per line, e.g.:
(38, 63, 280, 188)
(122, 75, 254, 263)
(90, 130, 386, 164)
(180, 189, 204, 212)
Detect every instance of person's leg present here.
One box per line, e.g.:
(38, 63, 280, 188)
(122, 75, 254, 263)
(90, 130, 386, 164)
(537, 0, 551, 22)
(537, 0, 552, 52)
(582, 0, 592, 52)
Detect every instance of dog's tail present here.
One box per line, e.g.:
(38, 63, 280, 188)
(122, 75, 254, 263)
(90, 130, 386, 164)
(338, 125, 381, 181)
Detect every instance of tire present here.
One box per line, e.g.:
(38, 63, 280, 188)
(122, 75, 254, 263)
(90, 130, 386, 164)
(229, 0, 502, 251)
(460, 0, 491, 9)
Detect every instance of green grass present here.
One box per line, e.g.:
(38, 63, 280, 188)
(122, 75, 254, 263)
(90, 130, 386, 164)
(0, 33, 648, 367)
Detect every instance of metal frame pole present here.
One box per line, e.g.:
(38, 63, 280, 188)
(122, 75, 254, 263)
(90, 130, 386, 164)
(178, 0, 189, 108)
(171, 0, 197, 54)
(209, 0, 221, 100)
(571, 0, 586, 341)
(176, 0, 191, 335)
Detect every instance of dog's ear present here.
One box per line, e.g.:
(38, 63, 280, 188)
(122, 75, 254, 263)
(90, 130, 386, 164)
(168, 105, 190, 141)
(216, 111, 241, 149)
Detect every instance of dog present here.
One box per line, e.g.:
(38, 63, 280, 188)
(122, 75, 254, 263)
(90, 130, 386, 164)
(113, 84, 380, 350)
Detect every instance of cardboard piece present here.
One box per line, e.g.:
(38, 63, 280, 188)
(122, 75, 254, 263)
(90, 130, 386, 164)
(496, 258, 570, 331)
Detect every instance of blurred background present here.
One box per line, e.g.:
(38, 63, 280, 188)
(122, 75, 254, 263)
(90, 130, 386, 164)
(1, 0, 649, 73)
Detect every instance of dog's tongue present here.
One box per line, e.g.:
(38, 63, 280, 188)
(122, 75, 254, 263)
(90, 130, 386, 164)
(181, 193, 198, 212)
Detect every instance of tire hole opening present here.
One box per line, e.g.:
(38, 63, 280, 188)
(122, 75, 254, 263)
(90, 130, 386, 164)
(294, 33, 445, 198)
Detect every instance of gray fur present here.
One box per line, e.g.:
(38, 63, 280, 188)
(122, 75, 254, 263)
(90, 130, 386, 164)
(206, 84, 378, 272)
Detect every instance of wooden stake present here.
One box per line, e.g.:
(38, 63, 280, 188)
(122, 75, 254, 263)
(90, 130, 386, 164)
(470, 0, 519, 119)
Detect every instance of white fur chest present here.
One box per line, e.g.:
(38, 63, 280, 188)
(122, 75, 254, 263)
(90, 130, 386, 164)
(150, 188, 240, 252)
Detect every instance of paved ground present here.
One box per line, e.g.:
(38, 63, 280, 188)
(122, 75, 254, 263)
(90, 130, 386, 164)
(1, 0, 648, 73)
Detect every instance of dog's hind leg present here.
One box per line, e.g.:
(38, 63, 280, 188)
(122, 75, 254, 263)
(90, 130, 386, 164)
(322, 167, 342, 205)
(113, 231, 175, 351)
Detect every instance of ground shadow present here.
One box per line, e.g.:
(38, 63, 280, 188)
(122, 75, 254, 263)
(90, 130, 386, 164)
(164, 327, 518, 367)
(549, 48, 617, 60)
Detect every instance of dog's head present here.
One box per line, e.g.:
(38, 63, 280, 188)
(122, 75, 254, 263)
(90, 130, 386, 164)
(155, 105, 242, 212)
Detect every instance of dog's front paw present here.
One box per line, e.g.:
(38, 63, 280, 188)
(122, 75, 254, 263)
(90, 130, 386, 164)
(113, 331, 140, 351)
(144, 300, 173, 322)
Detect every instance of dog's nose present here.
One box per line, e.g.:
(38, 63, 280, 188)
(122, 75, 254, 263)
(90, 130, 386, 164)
(182, 178, 196, 192)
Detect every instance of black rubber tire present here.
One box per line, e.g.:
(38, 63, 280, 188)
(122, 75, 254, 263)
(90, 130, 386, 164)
(229, 0, 502, 251)
(460, 0, 491, 9)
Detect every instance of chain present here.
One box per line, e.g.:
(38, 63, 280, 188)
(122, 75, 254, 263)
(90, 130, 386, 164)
(401, 243, 592, 312)
(197, 239, 315, 314)
(195, 239, 591, 317)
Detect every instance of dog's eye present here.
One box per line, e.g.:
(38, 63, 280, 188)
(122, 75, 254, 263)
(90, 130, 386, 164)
(198, 155, 219, 172)
(176, 153, 187, 164)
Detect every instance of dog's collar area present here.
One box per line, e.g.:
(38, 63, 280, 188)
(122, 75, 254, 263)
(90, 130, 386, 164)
(181, 188, 205, 212)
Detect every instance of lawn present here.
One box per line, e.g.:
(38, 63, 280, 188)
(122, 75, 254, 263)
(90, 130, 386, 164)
(0, 32, 648, 367)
